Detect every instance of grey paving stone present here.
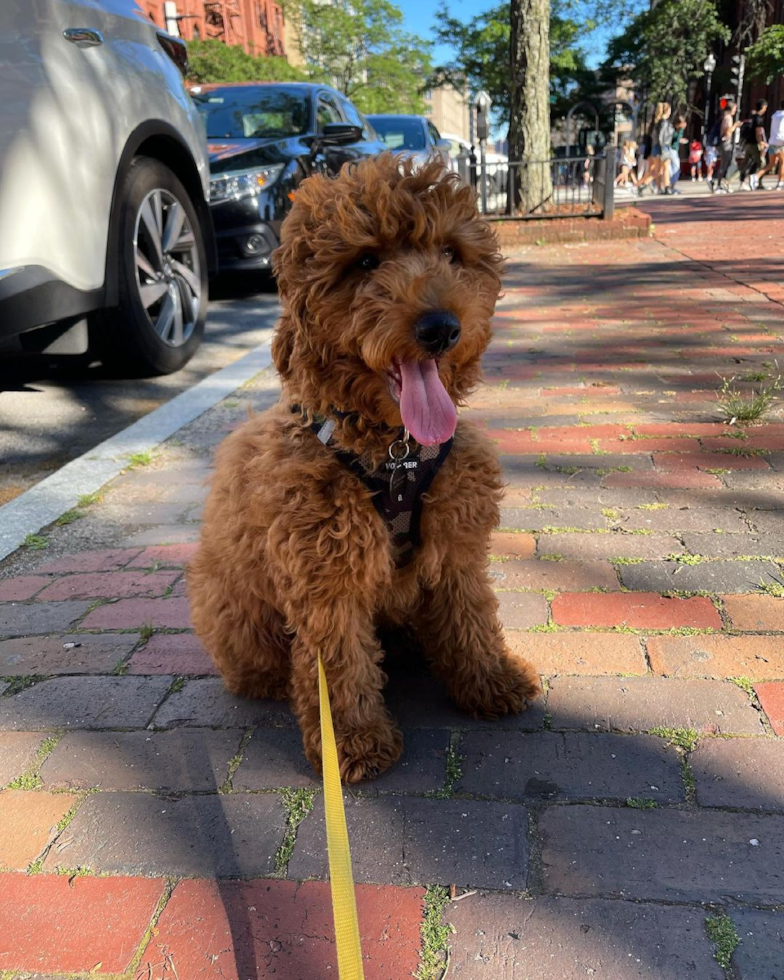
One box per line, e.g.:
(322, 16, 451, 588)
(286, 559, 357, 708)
(385, 672, 545, 732)
(615, 507, 748, 534)
(234, 727, 450, 795)
(536, 488, 660, 508)
(458, 732, 683, 803)
(40, 730, 242, 792)
(749, 511, 784, 536)
(729, 908, 784, 980)
(547, 676, 764, 735)
(496, 592, 549, 629)
(119, 525, 201, 547)
(446, 894, 722, 979)
(618, 560, 781, 594)
(500, 508, 606, 532)
(0, 676, 171, 731)
(680, 533, 784, 558)
(537, 532, 681, 561)
(290, 796, 528, 889)
(540, 805, 784, 903)
(43, 792, 286, 877)
(691, 738, 784, 811)
(0, 732, 46, 787)
(152, 678, 295, 729)
(535, 455, 654, 472)
(0, 634, 139, 675)
(0, 601, 92, 637)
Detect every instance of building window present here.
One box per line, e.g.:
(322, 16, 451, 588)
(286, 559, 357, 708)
(424, 88, 432, 100)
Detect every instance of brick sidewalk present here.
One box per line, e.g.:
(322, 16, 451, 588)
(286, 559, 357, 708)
(1, 194, 783, 979)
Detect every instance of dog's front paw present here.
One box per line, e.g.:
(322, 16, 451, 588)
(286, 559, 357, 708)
(453, 653, 541, 720)
(335, 721, 404, 784)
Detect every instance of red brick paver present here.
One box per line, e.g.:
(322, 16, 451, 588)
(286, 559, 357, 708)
(0, 791, 76, 870)
(0, 874, 164, 973)
(755, 682, 784, 735)
(141, 879, 423, 979)
(80, 597, 191, 629)
(551, 592, 721, 629)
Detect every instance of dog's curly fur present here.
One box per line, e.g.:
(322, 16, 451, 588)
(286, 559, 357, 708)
(188, 154, 540, 783)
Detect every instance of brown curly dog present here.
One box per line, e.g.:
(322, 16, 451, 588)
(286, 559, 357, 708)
(188, 153, 540, 783)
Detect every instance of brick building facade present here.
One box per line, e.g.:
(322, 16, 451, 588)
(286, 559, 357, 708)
(140, 0, 286, 58)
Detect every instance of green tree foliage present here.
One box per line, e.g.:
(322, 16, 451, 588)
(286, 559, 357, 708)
(746, 25, 784, 84)
(284, 0, 431, 113)
(431, 1, 587, 128)
(604, 0, 730, 108)
(186, 39, 307, 84)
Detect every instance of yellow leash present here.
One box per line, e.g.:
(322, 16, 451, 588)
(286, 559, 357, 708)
(318, 653, 365, 979)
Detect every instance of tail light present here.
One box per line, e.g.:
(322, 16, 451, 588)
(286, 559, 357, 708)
(157, 32, 188, 77)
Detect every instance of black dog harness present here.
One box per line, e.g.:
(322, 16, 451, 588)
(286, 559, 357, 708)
(292, 407, 453, 568)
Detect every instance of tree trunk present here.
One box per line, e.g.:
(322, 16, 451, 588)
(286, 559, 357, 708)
(509, 0, 552, 214)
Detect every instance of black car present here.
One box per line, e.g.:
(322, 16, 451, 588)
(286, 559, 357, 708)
(191, 82, 387, 273)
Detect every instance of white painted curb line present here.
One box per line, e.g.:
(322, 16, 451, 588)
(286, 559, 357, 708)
(0, 338, 274, 563)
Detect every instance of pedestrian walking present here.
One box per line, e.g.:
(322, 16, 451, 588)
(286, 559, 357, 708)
(667, 114, 688, 193)
(689, 139, 704, 180)
(638, 103, 673, 194)
(756, 98, 784, 191)
(714, 100, 742, 194)
(740, 100, 768, 190)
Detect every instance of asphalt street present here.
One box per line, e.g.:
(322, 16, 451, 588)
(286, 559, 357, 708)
(0, 276, 280, 506)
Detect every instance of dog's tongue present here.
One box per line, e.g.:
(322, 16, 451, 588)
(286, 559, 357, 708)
(398, 358, 457, 446)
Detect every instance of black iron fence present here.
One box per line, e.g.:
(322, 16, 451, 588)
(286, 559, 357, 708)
(457, 147, 616, 222)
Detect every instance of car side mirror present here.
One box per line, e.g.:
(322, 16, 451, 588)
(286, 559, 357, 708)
(436, 138, 452, 151)
(320, 123, 363, 146)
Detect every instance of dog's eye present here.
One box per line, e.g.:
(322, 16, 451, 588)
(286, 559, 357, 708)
(442, 245, 458, 263)
(356, 254, 380, 272)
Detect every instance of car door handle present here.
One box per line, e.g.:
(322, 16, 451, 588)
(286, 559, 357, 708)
(63, 28, 104, 47)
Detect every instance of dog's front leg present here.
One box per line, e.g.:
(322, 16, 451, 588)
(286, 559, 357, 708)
(288, 614, 403, 784)
(416, 563, 541, 718)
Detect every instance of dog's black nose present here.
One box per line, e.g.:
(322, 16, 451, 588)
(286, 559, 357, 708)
(414, 310, 461, 355)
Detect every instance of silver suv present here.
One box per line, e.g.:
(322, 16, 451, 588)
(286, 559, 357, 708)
(0, 0, 214, 375)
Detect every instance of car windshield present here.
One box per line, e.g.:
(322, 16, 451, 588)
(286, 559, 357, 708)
(369, 117, 426, 151)
(192, 87, 310, 140)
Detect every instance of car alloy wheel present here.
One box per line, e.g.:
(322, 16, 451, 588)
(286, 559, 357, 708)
(133, 188, 202, 347)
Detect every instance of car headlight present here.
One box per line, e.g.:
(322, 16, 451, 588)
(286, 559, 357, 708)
(209, 164, 284, 204)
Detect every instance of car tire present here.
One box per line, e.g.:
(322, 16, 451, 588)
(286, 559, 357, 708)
(95, 156, 208, 376)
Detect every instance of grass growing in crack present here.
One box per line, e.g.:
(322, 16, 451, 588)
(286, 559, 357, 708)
(274, 788, 317, 873)
(125, 450, 156, 469)
(23, 534, 48, 550)
(77, 491, 103, 508)
(717, 373, 782, 423)
(667, 553, 705, 565)
(601, 508, 620, 521)
(427, 738, 463, 800)
(757, 577, 784, 598)
(535, 454, 547, 469)
(220, 730, 253, 794)
(527, 622, 563, 633)
(705, 912, 740, 970)
(721, 446, 769, 457)
(416, 885, 453, 980)
(3, 675, 41, 697)
(626, 797, 656, 809)
(649, 727, 699, 752)
(731, 676, 755, 696)
(638, 502, 668, 511)
(613, 557, 643, 565)
(139, 622, 155, 643)
(6, 733, 61, 789)
(169, 676, 186, 695)
(55, 509, 83, 526)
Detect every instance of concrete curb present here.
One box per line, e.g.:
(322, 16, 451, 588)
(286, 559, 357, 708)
(0, 338, 274, 563)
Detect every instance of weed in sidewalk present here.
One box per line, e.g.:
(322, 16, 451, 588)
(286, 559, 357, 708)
(666, 553, 705, 565)
(274, 788, 317, 874)
(626, 797, 656, 809)
(426, 737, 463, 800)
(139, 622, 155, 643)
(705, 912, 740, 970)
(55, 509, 83, 526)
(23, 534, 48, 550)
(730, 676, 755, 696)
(416, 885, 453, 980)
(6, 733, 61, 789)
(757, 577, 784, 598)
(77, 491, 103, 508)
(717, 372, 782, 423)
(125, 450, 156, 469)
(649, 727, 699, 752)
(638, 502, 667, 511)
